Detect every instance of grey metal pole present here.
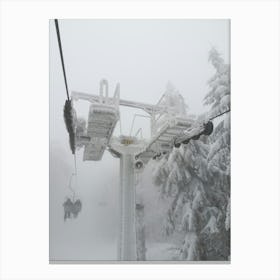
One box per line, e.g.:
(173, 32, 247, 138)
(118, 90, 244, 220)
(118, 153, 137, 260)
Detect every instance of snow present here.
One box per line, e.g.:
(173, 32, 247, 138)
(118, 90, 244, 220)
(181, 232, 199, 261)
(225, 200, 230, 231)
(201, 215, 219, 234)
(146, 242, 179, 261)
(182, 204, 194, 232)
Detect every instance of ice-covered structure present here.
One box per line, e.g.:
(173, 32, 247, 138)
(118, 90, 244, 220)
(74, 79, 120, 161)
(70, 80, 213, 261)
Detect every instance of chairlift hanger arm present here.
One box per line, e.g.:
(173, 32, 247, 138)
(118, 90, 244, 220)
(129, 114, 151, 136)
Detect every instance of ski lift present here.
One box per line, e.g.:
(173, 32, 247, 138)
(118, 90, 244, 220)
(54, 19, 76, 155)
(63, 173, 82, 221)
(63, 198, 82, 221)
(139, 116, 193, 157)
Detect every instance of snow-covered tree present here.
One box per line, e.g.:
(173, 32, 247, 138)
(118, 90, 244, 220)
(204, 47, 230, 118)
(203, 47, 230, 260)
(152, 140, 210, 260)
(151, 47, 230, 261)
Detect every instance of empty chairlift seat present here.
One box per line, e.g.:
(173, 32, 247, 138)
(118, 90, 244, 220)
(83, 80, 120, 161)
(136, 91, 193, 161)
(150, 117, 192, 153)
(151, 92, 192, 153)
(84, 104, 119, 160)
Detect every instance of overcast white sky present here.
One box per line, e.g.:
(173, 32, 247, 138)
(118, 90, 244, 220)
(49, 19, 230, 261)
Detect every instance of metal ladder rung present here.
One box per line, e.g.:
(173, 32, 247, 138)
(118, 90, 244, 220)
(87, 125, 113, 132)
(156, 137, 171, 143)
(87, 127, 110, 133)
(174, 121, 191, 128)
(161, 132, 178, 137)
(157, 135, 174, 141)
(89, 114, 117, 121)
(89, 133, 108, 138)
(89, 112, 116, 118)
(88, 119, 113, 125)
(87, 130, 109, 136)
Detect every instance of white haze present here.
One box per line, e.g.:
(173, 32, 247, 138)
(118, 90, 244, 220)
(49, 19, 229, 261)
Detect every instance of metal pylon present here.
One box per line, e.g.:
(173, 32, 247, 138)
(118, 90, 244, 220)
(118, 153, 136, 260)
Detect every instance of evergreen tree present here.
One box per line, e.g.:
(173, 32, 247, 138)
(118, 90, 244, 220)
(203, 47, 231, 260)
(151, 47, 230, 261)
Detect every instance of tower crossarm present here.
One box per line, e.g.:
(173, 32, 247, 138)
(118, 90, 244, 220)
(72, 91, 165, 114)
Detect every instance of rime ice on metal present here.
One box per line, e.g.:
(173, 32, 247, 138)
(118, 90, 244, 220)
(71, 79, 212, 261)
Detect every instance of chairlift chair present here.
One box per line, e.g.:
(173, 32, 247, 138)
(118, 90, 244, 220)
(63, 173, 82, 221)
(78, 80, 120, 161)
(63, 197, 82, 221)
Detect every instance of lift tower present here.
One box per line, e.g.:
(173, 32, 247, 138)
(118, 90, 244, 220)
(71, 79, 207, 261)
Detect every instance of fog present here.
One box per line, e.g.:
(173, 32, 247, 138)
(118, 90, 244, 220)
(49, 19, 229, 261)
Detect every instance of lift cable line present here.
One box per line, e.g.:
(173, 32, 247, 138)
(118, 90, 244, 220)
(54, 19, 76, 160)
(54, 19, 78, 199)
(173, 108, 230, 147)
(209, 108, 230, 121)
(73, 152, 78, 194)
(54, 19, 70, 101)
(67, 173, 76, 201)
